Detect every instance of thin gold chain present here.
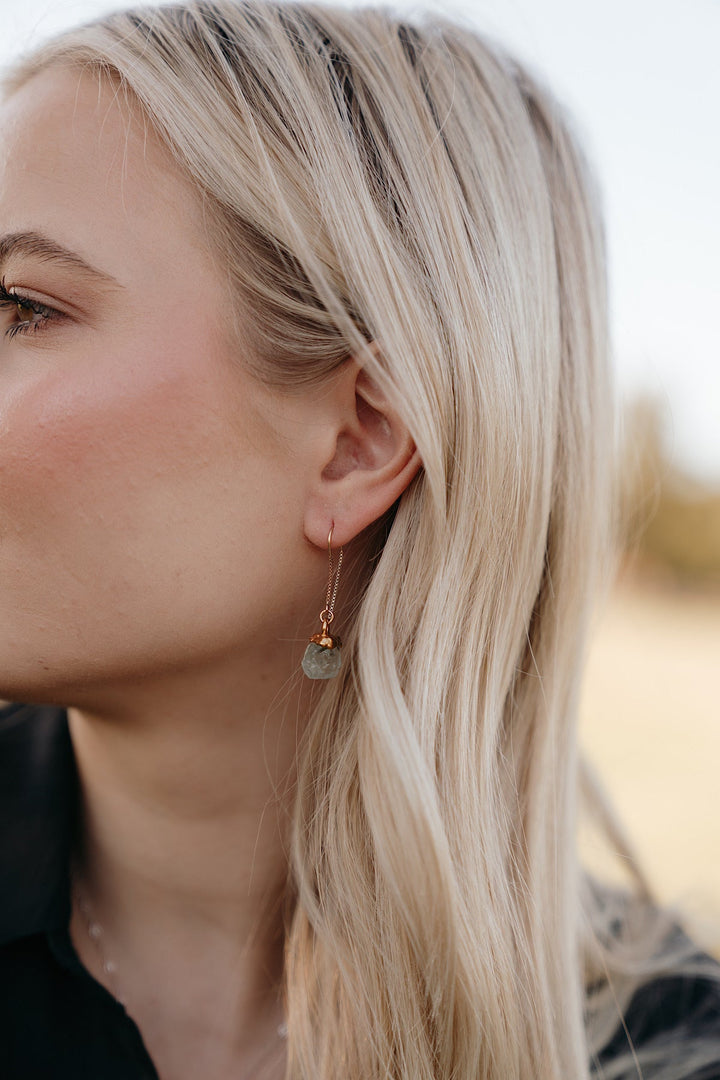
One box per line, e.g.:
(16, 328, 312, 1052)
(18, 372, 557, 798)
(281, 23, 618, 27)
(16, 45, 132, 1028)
(322, 523, 343, 624)
(326, 546, 343, 615)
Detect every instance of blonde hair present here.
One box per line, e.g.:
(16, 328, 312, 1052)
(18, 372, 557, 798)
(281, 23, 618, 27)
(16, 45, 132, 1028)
(4, 2, 719, 1076)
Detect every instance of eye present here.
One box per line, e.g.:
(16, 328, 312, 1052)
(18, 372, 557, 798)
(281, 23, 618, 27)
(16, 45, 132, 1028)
(0, 279, 64, 339)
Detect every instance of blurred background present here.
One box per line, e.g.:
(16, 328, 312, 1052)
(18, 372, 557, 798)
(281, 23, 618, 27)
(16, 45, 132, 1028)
(2, 0, 718, 946)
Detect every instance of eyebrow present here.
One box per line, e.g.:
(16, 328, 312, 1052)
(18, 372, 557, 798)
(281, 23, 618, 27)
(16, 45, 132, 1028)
(0, 231, 121, 288)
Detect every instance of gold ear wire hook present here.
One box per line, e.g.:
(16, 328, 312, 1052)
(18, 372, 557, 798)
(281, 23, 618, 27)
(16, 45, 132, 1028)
(301, 522, 344, 679)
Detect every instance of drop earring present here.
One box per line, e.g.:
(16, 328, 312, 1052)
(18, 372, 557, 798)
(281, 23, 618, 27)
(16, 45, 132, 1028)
(301, 523, 344, 679)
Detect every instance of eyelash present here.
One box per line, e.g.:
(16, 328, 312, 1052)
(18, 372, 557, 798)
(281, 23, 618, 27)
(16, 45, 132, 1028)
(0, 279, 64, 339)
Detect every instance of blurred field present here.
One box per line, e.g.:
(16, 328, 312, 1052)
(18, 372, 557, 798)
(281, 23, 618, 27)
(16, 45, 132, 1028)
(579, 389, 720, 954)
(579, 561, 720, 951)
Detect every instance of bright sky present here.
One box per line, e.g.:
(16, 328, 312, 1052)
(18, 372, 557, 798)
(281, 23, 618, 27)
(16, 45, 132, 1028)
(1, 0, 718, 484)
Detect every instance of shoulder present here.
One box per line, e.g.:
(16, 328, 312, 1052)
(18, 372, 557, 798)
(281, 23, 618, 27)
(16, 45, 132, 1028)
(597, 953, 720, 1079)
(625, 963, 720, 1038)
(0, 701, 75, 948)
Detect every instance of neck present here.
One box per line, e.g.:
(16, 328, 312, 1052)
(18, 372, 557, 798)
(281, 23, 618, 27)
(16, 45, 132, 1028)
(65, 648, 316, 1056)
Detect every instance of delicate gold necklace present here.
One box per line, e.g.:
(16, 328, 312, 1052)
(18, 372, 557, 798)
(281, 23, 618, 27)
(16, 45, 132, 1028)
(70, 867, 289, 1078)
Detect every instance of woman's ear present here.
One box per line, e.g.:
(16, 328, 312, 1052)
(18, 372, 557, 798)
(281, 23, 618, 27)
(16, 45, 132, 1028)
(303, 350, 422, 550)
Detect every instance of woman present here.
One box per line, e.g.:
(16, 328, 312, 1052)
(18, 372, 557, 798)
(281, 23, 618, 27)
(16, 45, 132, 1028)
(0, 1, 718, 1077)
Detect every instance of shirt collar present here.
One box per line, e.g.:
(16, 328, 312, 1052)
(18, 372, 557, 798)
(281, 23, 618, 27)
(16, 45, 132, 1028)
(0, 702, 76, 946)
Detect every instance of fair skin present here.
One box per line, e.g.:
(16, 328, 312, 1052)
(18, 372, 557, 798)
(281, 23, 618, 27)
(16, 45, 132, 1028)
(0, 66, 421, 1079)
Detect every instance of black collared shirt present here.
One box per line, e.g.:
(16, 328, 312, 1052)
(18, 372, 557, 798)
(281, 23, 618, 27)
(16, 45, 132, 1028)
(1, 700, 719, 1078)
(0, 702, 159, 1078)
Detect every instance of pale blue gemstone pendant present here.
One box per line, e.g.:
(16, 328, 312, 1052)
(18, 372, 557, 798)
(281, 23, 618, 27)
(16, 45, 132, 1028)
(301, 639, 343, 679)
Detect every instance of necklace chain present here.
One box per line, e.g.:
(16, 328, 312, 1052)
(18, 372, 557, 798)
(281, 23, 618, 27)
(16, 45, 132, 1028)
(72, 877, 128, 1006)
(70, 866, 289, 1078)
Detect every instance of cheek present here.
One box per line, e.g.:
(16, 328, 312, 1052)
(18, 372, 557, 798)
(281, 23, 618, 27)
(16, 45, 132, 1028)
(0, 347, 210, 529)
(0, 335, 268, 627)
